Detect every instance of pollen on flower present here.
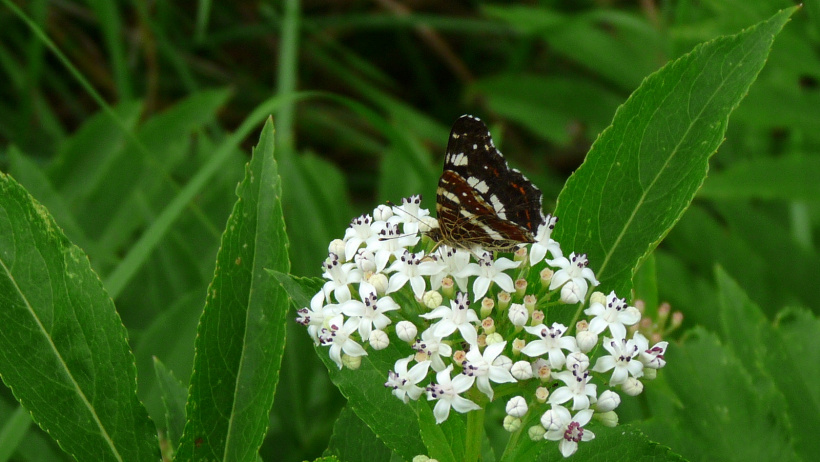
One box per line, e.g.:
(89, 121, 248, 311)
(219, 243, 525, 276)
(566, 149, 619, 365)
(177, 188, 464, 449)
(297, 196, 670, 455)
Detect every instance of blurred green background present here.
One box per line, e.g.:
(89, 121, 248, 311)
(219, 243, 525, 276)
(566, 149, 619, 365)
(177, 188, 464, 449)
(1, 0, 818, 460)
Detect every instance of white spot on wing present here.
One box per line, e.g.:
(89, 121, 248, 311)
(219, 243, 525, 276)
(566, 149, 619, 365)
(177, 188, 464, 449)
(490, 195, 507, 219)
(450, 152, 468, 166)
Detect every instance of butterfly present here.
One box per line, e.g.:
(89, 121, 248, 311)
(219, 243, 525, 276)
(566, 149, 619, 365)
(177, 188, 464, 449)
(427, 115, 545, 253)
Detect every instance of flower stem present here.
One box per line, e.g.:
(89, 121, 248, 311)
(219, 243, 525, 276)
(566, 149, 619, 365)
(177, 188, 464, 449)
(465, 407, 486, 462)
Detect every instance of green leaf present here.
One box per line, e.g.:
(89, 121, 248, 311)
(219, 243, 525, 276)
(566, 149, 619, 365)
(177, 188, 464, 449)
(642, 329, 798, 461)
(325, 406, 391, 462)
(552, 7, 796, 297)
(317, 343, 428, 461)
(0, 171, 158, 460)
(152, 357, 188, 452)
(716, 268, 820, 461)
(699, 155, 820, 201)
(175, 118, 291, 461)
(269, 271, 324, 310)
(0, 405, 32, 462)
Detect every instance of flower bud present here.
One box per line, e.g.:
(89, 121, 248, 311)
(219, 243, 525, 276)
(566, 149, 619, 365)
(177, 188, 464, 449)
(368, 273, 389, 295)
(373, 204, 393, 221)
(355, 249, 377, 273)
(511, 360, 533, 380)
(422, 290, 443, 309)
(342, 354, 361, 370)
(508, 303, 528, 328)
(589, 291, 606, 306)
(506, 396, 528, 417)
(596, 390, 621, 412)
(493, 353, 512, 370)
(530, 310, 544, 326)
(503, 415, 522, 432)
(369, 330, 389, 350)
(486, 333, 504, 346)
(396, 321, 418, 343)
(595, 410, 619, 427)
(329, 239, 347, 261)
(566, 352, 590, 372)
(576, 329, 598, 353)
(622, 377, 644, 396)
(527, 425, 546, 441)
(643, 368, 657, 380)
(540, 408, 563, 431)
(560, 281, 582, 304)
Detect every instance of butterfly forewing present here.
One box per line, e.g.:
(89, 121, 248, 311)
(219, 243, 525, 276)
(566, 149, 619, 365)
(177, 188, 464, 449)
(434, 115, 545, 252)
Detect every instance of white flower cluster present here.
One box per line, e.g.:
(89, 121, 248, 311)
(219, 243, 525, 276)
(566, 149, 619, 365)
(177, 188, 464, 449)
(296, 195, 669, 458)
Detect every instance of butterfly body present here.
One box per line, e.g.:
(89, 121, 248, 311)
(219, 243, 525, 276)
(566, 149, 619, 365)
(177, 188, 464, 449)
(428, 115, 545, 253)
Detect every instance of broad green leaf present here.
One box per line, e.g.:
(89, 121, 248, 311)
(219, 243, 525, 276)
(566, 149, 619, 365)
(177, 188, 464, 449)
(325, 406, 391, 462)
(716, 268, 820, 461)
(175, 118, 291, 461)
(152, 357, 188, 452)
(552, 7, 796, 297)
(642, 329, 798, 461)
(0, 171, 157, 460)
(699, 155, 820, 201)
(270, 271, 324, 309)
(7, 146, 95, 260)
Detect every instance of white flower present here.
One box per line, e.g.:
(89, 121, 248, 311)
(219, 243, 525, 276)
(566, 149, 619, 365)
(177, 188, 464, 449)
(420, 292, 479, 345)
(547, 253, 599, 304)
(426, 365, 480, 423)
(542, 406, 595, 458)
(508, 303, 529, 327)
(319, 314, 367, 369)
(548, 368, 597, 411)
(340, 282, 399, 341)
(322, 252, 362, 303)
(413, 328, 452, 372)
(520, 323, 578, 370)
(295, 291, 339, 344)
(386, 251, 441, 298)
(584, 291, 641, 339)
(429, 246, 470, 292)
(391, 195, 429, 224)
(343, 214, 380, 260)
(462, 342, 517, 400)
(457, 252, 520, 300)
(592, 334, 644, 385)
(396, 321, 418, 343)
(506, 396, 528, 417)
(369, 222, 419, 272)
(385, 355, 430, 403)
(529, 214, 562, 266)
(638, 335, 668, 369)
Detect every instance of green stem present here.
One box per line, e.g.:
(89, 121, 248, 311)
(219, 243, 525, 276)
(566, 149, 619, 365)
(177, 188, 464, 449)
(465, 407, 486, 462)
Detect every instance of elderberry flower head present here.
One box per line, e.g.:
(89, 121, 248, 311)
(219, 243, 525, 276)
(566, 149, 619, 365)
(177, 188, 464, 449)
(296, 198, 670, 458)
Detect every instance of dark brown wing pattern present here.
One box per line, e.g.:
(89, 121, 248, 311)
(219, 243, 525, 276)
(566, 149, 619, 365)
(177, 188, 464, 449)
(431, 115, 545, 252)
